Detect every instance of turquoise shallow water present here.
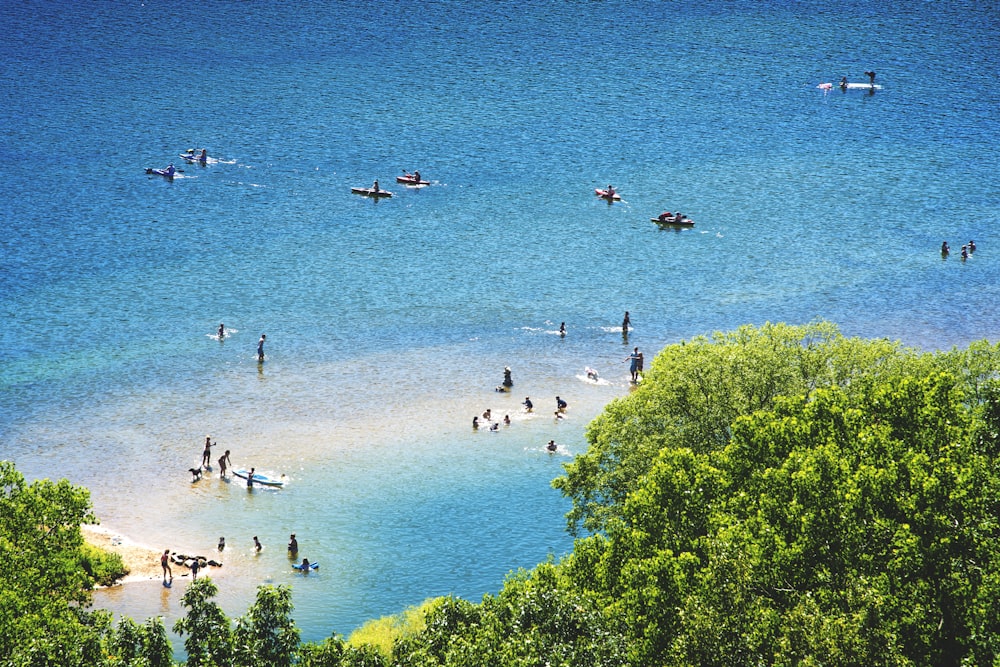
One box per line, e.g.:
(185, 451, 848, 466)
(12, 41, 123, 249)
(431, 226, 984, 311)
(2, 0, 999, 647)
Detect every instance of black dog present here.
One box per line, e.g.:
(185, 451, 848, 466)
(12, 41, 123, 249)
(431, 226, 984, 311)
(189, 467, 203, 482)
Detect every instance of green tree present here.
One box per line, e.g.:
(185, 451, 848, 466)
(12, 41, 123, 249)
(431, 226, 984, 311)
(0, 460, 121, 666)
(554, 321, 923, 534)
(233, 585, 300, 667)
(561, 337, 1000, 665)
(173, 578, 232, 666)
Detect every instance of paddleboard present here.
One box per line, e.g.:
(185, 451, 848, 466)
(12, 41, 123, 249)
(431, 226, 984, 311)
(842, 83, 882, 90)
(233, 469, 284, 487)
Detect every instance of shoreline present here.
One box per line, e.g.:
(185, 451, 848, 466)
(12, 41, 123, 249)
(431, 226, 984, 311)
(82, 524, 228, 586)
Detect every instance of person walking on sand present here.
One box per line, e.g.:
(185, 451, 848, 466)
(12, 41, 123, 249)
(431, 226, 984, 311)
(257, 334, 266, 361)
(218, 449, 231, 478)
(161, 549, 172, 584)
(202, 436, 214, 468)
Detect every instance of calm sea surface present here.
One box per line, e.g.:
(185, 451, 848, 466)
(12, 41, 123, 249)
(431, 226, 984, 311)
(2, 0, 998, 648)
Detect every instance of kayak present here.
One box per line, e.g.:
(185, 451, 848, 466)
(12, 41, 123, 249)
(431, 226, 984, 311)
(233, 469, 285, 487)
(595, 189, 620, 200)
(651, 216, 694, 227)
(352, 187, 393, 198)
(179, 154, 207, 163)
(396, 174, 429, 186)
(145, 168, 175, 179)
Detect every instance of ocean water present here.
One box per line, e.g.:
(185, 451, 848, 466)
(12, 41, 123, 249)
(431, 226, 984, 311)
(2, 0, 998, 648)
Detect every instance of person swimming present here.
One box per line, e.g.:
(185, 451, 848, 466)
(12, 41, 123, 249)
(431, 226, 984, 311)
(586, 367, 599, 381)
(546, 440, 557, 452)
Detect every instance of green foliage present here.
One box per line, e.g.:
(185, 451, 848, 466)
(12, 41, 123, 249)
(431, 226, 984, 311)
(233, 584, 300, 667)
(173, 578, 232, 667)
(106, 616, 173, 667)
(555, 321, 927, 535)
(559, 327, 1000, 665)
(79, 541, 129, 587)
(388, 569, 626, 667)
(0, 460, 120, 666)
(347, 599, 433, 658)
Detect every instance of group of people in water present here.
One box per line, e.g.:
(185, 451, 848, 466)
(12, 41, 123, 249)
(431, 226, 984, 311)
(941, 240, 976, 260)
(475, 312, 640, 451)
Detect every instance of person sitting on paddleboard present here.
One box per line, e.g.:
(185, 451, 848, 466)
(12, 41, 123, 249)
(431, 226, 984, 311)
(840, 76, 848, 89)
(372, 179, 379, 192)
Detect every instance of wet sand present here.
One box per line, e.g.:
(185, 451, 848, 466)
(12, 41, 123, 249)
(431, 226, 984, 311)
(82, 524, 227, 585)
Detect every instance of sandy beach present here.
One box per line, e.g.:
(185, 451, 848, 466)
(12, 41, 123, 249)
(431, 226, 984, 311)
(83, 524, 227, 585)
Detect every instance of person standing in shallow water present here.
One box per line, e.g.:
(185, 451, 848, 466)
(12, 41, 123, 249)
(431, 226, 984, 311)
(202, 436, 213, 468)
(257, 334, 266, 361)
(622, 311, 630, 332)
(161, 549, 172, 584)
(625, 347, 641, 383)
(218, 449, 231, 478)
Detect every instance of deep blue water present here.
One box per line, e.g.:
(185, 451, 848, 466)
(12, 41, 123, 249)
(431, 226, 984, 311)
(2, 0, 999, 648)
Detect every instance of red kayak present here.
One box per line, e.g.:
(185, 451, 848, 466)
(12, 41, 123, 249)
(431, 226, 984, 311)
(396, 174, 430, 186)
(595, 188, 620, 200)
